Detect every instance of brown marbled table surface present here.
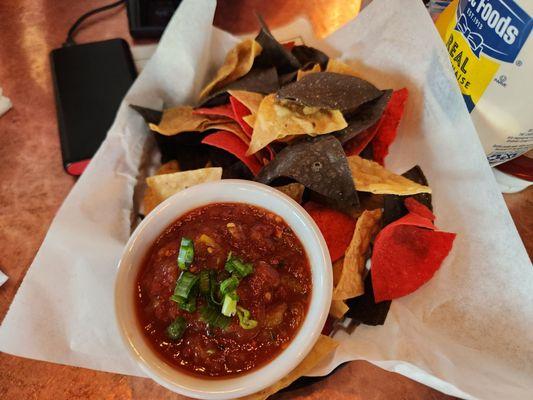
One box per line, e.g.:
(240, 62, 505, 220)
(0, 1, 531, 399)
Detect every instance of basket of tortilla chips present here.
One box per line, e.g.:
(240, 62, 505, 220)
(131, 17, 456, 399)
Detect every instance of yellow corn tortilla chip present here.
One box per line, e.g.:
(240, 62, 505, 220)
(275, 183, 305, 204)
(239, 335, 339, 400)
(207, 121, 250, 143)
(330, 300, 349, 319)
(332, 257, 344, 286)
(148, 106, 231, 136)
(143, 190, 159, 216)
(242, 114, 256, 127)
(146, 167, 222, 205)
(143, 160, 181, 215)
(247, 94, 347, 155)
(333, 209, 382, 300)
(228, 90, 264, 114)
(155, 160, 180, 175)
(199, 39, 263, 99)
(347, 156, 432, 195)
(297, 63, 321, 81)
(326, 58, 359, 76)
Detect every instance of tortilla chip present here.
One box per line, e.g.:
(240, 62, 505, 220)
(329, 300, 349, 319)
(143, 190, 159, 216)
(304, 202, 356, 263)
(207, 121, 250, 144)
(275, 183, 305, 203)
(326, 58, 359, 76)
(345, 273, 391, 326)
(243, 114, 256, 127)
(130, 104, 162, 125)
(371, 212, 456, 302)
(333, 209, 382, 300)
(383, 166, 433, 226)
(404, 197, 435, 221)
(257, 136, 359, 209)
(143, 160, 181, 215)
(297, 64, 321, 81)
(283, 41, 296, 51)
(277, 72, 382, 114)
(372, 88, 408, 165)
(343, 123, 382, 158)
(149, 106, 231, 136)
(229, 96, 253, 138)
(228, 90, 264, 114)
(336, 90, 392, 144)
(239, 335, 338, 400)
(292, 45, 329, 69)
(279, 70, 298, 86)
(146, 167, 222, 205)
(252, 15, 301, 74)
(347, 156, 431, 195)
(193, 103, 235, 119)
(332, 257, 344, 286)
(199, 39, 262, 99)
(402, 167, 433, 208)
(223, 161, 254, 180)
(202, 131, 262, 176)
(155, 160, 180, 175)
(201, 67, 278, 108)
(247, 94, 347, 155)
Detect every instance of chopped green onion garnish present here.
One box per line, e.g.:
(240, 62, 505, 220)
(209, 270, 222, 305)
(166, 316, 186, 340)
(219, 275, 240, 296)
(225, 253, 253, 278)
(221, 291, 238, 317)
(200, 304, 231, 329)
(174, 295, 197, 313)
(173, 271, 199, 299)
(180, 297, 196, 312)
(199, 270, 210, 295)
(177, 237, 194, 270)
(236, 306, 258, 330)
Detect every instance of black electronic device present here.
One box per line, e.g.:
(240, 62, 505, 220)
(127, 0, 182, 38)
(50, 39, 137, 175)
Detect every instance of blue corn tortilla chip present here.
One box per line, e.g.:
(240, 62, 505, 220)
(253, 15, 301, 74)
(278, 70, 298, 86)
(222, 160, 254, 180)
(291, 45, 329, 69)
(345, 273, 391, 326)
(276, 72, 382, 114)
(336, 90, 392, 144)
(199, 67, 279, 107)
(130, 104, 162, 125)
(256, 135, 359, 208)
(382, 166, 432, 226)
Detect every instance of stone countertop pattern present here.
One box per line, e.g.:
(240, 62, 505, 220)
(0, 0, 530, 399)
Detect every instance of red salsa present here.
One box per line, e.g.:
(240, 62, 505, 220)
(135, 203, 312, 377)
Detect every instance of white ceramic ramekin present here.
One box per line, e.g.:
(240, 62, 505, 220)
(115, 180, 332, 399)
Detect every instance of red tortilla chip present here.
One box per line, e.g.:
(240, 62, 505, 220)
(193, 103, 236, 120)
(229, 96, 253, 138)
(404, 197, 435, 221)
(344, 119, 382, 157)
(283, 41, 295, 51)
(304, 202, 356, 262)
(371, 211, 456, 302)
(372, 88, 408, 165)
(202, 131, 262, 175)
(230, 95, 275, 163)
